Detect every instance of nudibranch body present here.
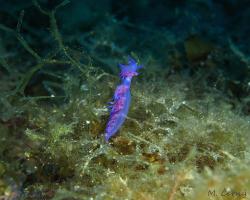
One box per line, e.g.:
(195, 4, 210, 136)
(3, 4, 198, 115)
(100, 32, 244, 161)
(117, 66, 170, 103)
(105, 57, 142, 141)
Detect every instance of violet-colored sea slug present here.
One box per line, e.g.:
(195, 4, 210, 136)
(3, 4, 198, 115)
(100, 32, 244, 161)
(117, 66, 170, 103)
(105, 57, 142, 142)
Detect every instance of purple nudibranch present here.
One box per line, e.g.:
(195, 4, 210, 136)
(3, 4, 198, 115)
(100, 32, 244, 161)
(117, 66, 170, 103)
(104, 57, 142, 141)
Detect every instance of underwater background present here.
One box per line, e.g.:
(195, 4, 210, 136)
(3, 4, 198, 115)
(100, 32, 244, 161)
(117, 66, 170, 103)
(0, 0, 250, 199)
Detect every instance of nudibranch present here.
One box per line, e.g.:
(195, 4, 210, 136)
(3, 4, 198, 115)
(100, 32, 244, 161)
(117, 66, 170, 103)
(105, 57, 142, 141)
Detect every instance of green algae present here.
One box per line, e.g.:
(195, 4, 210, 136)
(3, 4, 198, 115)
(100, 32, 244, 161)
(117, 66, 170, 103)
(2, 70, 250, 199)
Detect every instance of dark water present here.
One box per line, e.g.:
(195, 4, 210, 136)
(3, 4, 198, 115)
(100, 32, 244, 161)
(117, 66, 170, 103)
(0, 0, 250, 199)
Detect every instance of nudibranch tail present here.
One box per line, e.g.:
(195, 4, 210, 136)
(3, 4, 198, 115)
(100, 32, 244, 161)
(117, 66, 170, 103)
(104, 57, 142, 142)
